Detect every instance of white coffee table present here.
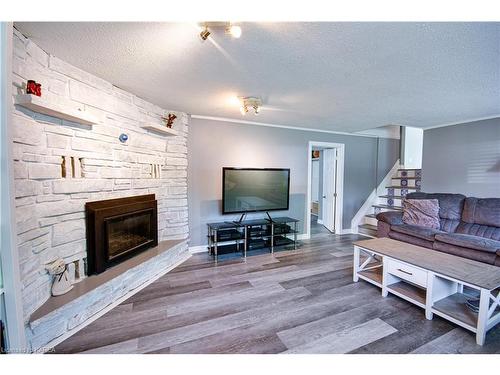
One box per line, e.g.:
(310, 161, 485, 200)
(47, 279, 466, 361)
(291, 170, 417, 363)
(353, 238, 500, 346)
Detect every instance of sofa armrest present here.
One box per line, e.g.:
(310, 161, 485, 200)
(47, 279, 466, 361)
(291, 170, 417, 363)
(377, 221, 391, 238)
(376, 211, 403, 226)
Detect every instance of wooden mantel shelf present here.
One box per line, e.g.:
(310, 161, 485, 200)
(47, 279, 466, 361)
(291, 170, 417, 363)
(140, 122, 179, 136)
(29, 239, 186, 323)
(14, 94, 97, 126)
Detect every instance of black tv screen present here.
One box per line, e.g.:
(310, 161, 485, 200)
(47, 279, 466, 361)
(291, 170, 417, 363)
(222, 168, 290, 214)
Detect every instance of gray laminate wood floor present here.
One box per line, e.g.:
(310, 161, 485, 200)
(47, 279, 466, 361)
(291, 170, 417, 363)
(54, 232, 500, 354)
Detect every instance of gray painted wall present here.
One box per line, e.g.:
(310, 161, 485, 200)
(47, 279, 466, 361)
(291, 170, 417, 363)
(188, 118, 400, 246)
(421, 118, 500, 197)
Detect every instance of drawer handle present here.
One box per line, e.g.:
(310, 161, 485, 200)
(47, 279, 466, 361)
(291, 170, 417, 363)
(397, 268, 413, 276)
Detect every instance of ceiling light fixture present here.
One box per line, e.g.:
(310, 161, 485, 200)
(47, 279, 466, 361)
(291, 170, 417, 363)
(200, 26, 211, 41)
(239, 97, 262, 116)
(199, 22, 242, 41)
(226, 25, 242, 38)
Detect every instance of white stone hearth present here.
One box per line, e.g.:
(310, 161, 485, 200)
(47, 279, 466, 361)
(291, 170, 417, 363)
(28, 240, 189, 352)
(11, 28, 190, 351)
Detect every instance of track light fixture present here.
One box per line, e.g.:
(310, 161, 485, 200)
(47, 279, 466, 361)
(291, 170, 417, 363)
(226, 25, 242, 38)
(199, 22, 242, 41)
(199, 27, 211, 41)
(239, 97, 262, 116)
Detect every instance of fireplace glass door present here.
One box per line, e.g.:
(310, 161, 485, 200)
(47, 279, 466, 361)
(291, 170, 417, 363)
(104, 209, 155, 261)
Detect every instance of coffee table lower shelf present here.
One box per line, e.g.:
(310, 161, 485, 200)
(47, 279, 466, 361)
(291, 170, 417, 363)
(357, 267, 382, 287)
(432, 293, 479, 332)
(353, 241, 500, 346)
(387, 281, 426, 308)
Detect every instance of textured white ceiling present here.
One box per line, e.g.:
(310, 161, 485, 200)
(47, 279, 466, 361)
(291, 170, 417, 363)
(14, 22, 500, 132)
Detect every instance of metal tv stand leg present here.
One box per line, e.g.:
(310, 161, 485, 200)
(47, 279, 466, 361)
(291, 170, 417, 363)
(244, 225, 248, 259)
(294, 221, 297, 250)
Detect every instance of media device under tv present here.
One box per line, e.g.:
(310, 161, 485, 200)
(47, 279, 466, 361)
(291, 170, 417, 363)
(222, 167, 290, 223)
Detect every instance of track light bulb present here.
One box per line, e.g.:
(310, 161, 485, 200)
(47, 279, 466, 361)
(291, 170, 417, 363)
(229, 25, 242, 38)
(253, 105, 260, 115)
(240, 105, 248, 116)
(200, 27, 210, 41)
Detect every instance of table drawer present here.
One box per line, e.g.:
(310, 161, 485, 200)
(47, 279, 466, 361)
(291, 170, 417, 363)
(386, 259, 427, 287)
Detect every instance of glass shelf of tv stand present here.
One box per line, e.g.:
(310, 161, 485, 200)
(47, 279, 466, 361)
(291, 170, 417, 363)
(206, 216, 299, 260)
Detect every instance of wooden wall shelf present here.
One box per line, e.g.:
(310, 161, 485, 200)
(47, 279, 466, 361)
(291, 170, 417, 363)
(14, 94, 97, 126)
(141, 123, 179, 136)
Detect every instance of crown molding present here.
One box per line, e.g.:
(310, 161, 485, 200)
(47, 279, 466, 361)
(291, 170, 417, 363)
(190, 115, 400, 139)
(422, 115, 500, 130)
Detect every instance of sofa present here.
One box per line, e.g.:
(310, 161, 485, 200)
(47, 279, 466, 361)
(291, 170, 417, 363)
(377, 192, 500, 267)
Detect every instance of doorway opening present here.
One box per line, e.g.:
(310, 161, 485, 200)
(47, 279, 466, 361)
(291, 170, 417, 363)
(306, 142, 345, 239)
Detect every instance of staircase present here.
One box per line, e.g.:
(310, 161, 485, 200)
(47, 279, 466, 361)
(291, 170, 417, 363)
(358, 168, 422, 237)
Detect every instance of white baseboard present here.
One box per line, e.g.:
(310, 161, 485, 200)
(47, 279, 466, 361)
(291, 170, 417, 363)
(189, 245, 207, 254)
(190, 234, 310, 252)
(339, 228, 353, 235)
(40, 251, 191, 352)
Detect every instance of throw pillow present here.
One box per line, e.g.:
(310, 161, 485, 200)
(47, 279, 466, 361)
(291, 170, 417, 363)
(402, 198, 440, 229)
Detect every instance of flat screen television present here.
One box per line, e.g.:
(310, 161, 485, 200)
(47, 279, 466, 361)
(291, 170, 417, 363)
(222, 167, 290, 214)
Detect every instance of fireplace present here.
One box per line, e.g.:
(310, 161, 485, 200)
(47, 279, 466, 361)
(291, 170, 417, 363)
(85, 194, 158, 274)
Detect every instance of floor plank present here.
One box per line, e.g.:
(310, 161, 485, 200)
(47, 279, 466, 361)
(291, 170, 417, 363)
(282, 318, 397, 354)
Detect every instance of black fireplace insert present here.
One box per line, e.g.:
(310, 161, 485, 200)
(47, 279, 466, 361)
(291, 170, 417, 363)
(85, 194, 158, 274)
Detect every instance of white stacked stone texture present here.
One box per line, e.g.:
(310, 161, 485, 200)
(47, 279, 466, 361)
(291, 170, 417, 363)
(11, 29, 190, 350)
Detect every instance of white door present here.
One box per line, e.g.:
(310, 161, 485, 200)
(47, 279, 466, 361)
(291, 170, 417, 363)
(322, 148, 337, 233)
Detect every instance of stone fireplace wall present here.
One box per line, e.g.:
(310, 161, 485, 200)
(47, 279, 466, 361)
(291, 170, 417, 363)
(11, 28, 189, 332)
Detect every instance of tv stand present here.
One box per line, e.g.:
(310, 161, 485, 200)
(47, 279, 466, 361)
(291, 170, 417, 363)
(265, 212, 274, 223)
(207, 216, 300, 261)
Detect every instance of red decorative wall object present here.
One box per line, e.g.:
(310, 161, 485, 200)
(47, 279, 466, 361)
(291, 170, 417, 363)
(26, 80, 42, 97)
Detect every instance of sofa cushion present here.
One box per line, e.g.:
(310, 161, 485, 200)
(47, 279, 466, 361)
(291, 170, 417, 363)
(461, 197, 500, 227)
(391, 224, 443, 242)
(435, 233, 500, 253)
(406, 192, 465, 221)
(433, 241, 497, 265)
(402, 199, 440, 229)
(388, 231, 434, 249)
(456, 222, 500, 241)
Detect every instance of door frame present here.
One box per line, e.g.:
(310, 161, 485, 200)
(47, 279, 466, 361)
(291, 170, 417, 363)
(305, 141, 345, 239)
(0, 22, 27, 350)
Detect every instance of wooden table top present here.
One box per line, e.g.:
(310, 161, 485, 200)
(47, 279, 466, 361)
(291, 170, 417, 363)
(353, 237, 500, 290)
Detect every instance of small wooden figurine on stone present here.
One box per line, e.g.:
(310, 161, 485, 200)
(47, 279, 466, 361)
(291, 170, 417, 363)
(161, 113, 177, 128)
(45, 258, 73, 296)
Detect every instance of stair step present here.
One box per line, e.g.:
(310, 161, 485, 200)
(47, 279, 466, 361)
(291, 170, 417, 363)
(392, 177, 420, 180)
(359, 223, 377, 230)
(373, 204, 403, 211)
(364, 215, 378, 226)
(398, 168, 421, 171)
(379, 195, 403, 199)
(358, 224, 377, 237)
